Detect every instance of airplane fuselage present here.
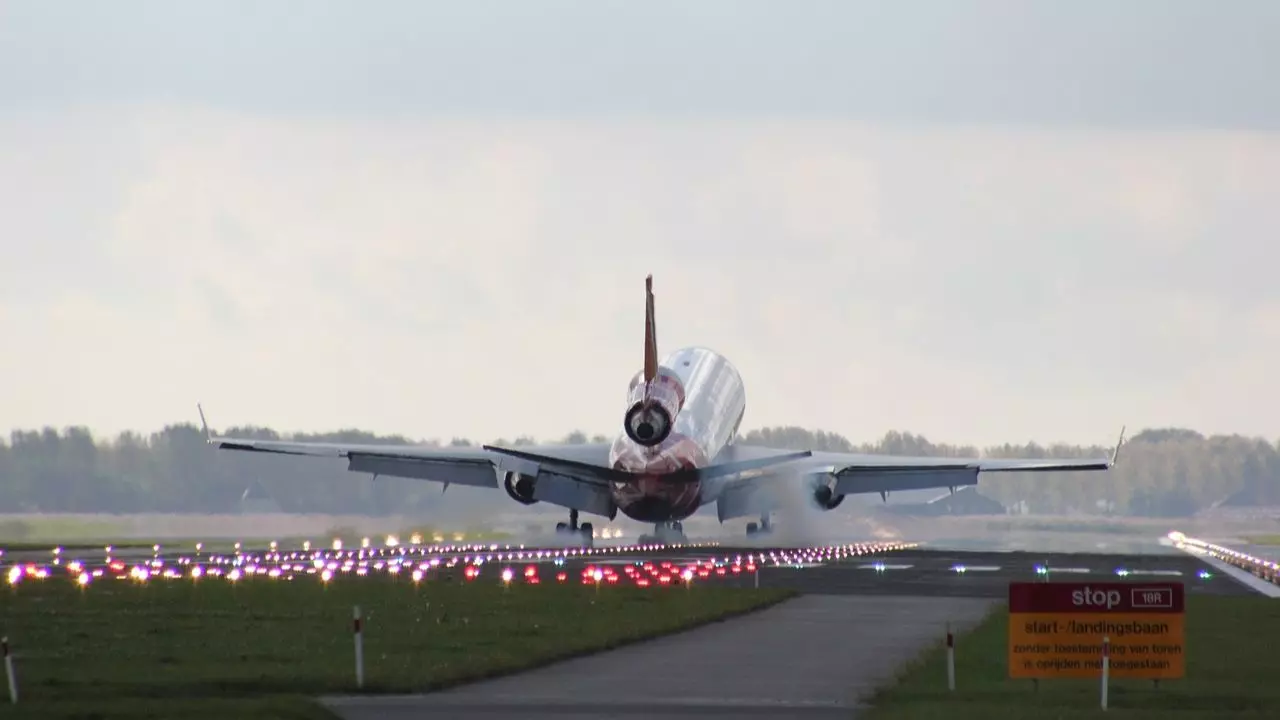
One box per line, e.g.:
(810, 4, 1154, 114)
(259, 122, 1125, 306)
(608, 346, 746, 523)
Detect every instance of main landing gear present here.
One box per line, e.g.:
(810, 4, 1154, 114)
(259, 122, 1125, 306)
(638, 521, 687, 545)
(745, 513, 774, 537)
(555, 509, 594, 547)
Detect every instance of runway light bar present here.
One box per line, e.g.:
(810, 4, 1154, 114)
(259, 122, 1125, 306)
(0, 538, 921, 592)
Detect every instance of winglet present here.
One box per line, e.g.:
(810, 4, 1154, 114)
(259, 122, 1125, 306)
(197, 403, 213, 442)
(1110, 425, 1126, 467)
(643, 274, 658, 384)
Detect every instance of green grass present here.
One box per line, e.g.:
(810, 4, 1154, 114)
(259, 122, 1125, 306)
(1, 530, 512, 554)
(0, 513, 511, 550)
(0, 517, 128, 544)
(1241, 534, 1280, 546)
(981, 519, 1153, 537)
(863, 595, 1280, 718)
(0, 571, 793, 718)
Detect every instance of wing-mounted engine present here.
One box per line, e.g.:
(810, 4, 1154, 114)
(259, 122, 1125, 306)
(623, 367, 685, 447)
(810, 474, 846, 510)
(503, 471, 539, 505)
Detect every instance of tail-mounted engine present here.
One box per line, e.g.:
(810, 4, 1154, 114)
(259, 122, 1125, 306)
(503, 471, 538, 505)
(623, 368, 685, 447)
(811, 475, 846, 511)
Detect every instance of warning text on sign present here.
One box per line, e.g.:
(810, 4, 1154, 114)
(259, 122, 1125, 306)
(1007, 582, 1185, 679)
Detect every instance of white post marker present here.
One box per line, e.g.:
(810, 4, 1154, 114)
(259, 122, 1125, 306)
(3, 636, 16, 704)
(754, 566, 759, 589)
(946, 622, 955, 691)
(1100, 635, 1110, 710)
(353, 606, 365, 690)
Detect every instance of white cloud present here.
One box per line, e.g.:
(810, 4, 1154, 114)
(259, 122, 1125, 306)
(2, 107, 1278, 446)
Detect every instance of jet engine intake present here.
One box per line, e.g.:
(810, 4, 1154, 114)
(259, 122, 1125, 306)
(811, 476, 846, 510)
(624, 401, 672, 447)
(503, 471, 538, 505)
(623, 367, 685, 448)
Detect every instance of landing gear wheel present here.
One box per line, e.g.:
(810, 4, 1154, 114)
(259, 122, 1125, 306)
(553, 511, 593, 547)
(650, 522, 688, 545)
(746, 514, 773, 538)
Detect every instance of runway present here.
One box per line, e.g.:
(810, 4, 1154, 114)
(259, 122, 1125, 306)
(741, 547, 1251, 598)
(7, 536, 1258, 718)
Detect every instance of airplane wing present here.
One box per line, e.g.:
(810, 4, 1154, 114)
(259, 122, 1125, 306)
(713, 427, 1124, 521)
(198, 405, 622, 517)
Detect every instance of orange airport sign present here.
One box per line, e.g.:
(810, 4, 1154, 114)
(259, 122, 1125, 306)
(1008, 582, 1185, 679)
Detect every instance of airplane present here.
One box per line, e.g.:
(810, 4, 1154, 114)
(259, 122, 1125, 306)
(200, 274, 1124, 546)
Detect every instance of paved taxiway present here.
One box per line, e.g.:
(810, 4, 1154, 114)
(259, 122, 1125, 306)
(323, 593, 995, 719)
(322, 545, 1245, 719)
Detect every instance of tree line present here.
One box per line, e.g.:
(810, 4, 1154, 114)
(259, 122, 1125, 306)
(0, 422, 1275, 517)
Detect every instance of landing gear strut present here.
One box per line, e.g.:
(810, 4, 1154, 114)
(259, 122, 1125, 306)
(554, 508, 594, 547)
(746, 513, 773, 537)
(638, 521, 687, 545)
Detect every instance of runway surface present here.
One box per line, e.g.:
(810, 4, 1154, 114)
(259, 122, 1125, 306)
(742, 547, 1249, 598)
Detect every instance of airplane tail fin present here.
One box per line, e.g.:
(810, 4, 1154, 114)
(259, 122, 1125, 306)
(643, 274, 658, 383)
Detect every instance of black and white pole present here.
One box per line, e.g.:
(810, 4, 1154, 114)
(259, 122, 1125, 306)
(946, 622, 955, 691)
(2, 636, 16, 704)
(353, 606, 365, 690)
(1100, 635, 1110, 710)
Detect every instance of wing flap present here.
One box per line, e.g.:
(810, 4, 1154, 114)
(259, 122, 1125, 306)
(832, 467, 978, 495)
(347, 453, 498, 488)
(722, 428, 1121, 510)
(532, 472, 618, 519)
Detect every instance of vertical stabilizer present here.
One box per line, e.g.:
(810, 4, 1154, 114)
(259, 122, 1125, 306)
(644, 275, 658, 383)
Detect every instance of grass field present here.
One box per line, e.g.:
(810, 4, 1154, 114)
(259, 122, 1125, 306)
(1242, 534, 1280, 546)
(0, 570, 793, 719)
(0, 514, 512, 549)
(0, 530, 512, 555)
(863, 594, 1280, 718)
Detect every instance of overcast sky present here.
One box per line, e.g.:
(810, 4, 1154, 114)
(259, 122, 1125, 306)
(3, 1, 1279, 448)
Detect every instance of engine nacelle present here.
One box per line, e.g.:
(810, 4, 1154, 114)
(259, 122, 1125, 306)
(623, 367, 685, 447)
(624, 401, 672, 447)
(812, 478, 847, 511)
(503, 471, 538, 505)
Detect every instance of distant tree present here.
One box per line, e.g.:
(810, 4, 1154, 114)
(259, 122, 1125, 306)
(0, 421, 1273, 517)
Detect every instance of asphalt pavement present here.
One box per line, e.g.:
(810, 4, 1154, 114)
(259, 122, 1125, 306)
(321, 593, 995, 719)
